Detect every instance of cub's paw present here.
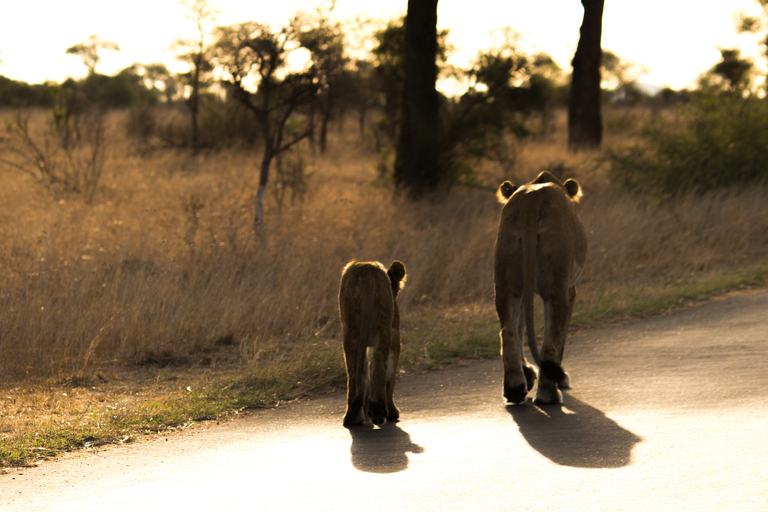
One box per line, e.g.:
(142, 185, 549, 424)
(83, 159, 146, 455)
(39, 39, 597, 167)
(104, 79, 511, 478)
(558, 372, 571, 390)
(343, 415, 364, 427)
(386, 404, 400, 422)
(368, 399, 388, 426)
(343, 395, 367, 427)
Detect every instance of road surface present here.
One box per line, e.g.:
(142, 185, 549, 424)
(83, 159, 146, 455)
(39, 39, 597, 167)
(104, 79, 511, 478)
(2, 291, 767, 511)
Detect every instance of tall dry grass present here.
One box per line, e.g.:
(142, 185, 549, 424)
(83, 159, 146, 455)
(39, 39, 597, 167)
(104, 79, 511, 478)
(1, 109, 766, 381)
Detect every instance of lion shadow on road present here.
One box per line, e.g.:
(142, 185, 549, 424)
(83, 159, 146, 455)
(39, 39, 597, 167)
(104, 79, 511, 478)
(506, 393, 641, 468)
(347, 422, 424, 474)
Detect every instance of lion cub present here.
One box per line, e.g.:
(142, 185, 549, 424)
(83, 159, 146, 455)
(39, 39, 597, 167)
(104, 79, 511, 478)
(338, 260, 407, 427)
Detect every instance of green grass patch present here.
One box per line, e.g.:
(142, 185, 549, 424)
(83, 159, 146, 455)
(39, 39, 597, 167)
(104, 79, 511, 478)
(401, 322, 499, 370)
(574, 264, 768, 326)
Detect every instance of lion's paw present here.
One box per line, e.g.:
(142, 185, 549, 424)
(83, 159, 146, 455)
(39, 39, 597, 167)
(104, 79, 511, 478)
(533, 385, 563, 405)
(504, 383, 529, 404)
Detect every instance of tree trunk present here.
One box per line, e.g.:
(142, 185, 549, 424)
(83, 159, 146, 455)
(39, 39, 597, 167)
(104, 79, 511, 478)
(254, 147, 272, 231)
(358, 102, 367, 136)
(568, 0, 604, 151)
(394, 0, 441, 198)
(190, 52, 202, 153)
(319, 111, 330, 154)
(307, 101, 316, 148)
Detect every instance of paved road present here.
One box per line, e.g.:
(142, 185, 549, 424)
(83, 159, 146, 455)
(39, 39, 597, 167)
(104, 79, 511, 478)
(2, 291, 767, 511)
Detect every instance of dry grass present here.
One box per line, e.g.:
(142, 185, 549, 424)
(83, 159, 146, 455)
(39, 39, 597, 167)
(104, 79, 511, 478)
(1, 108, 766, 467)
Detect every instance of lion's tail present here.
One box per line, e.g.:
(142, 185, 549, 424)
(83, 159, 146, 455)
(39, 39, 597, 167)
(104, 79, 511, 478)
(521, 196, 566, 384)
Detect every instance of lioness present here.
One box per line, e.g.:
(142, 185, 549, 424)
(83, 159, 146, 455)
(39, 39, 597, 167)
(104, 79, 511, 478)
(494, 171, 587, 404)
(339, 260, 407, 426)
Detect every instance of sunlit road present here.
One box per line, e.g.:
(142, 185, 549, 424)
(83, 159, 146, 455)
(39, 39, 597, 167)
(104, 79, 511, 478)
(2, 291, 767, 511)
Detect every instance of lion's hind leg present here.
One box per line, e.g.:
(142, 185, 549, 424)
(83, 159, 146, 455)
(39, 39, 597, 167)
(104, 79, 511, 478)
(385, 344, 400, 422)
(555, 285, 577, 391)
(534, 292, 570, 405)
(497, 281, 536, 404)
(498, 316, 532, 404)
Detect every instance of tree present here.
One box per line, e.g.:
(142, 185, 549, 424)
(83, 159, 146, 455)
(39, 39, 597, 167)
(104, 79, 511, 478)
(299, 9, 348, 153)
(371, 18, 407, 142)
(0, 76, 56, 108)
(710, 48, 753, 93)
(348, 59, 376, 136)
(370, 16, 450, 147)
(335, 15, 380, 137)
(438, 39, 558, 185)
(66, 35, 121, 75)
(568, 0, 604, 151)
(212, 18, 318, 230)
(173, 0, 219, 152)
(736, 0, 768, 92)
(602, 50, 649, 105)
(135, 62, 177, 103)
(530, 52, 567, 131)
(394, 0, 441, 198)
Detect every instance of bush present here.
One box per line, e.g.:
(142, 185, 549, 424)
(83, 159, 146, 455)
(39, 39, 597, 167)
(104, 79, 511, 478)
(2, 111, 107, 203)
(154, 99, 260, 149)
(607, 92, 768, 196)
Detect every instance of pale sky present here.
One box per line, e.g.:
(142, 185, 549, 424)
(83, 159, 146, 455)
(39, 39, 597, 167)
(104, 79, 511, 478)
(0, 0, 763, 91)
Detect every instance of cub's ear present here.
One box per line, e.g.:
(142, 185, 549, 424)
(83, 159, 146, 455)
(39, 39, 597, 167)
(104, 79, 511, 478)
(387, 261, 407, 289)
(497, 181, 517, 204)
(341, 259, 357, 276)
(563, 179, 583, 202)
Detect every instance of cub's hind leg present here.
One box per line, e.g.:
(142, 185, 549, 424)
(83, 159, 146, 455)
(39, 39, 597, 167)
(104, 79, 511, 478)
(367, 340, 390, 426)
(342, 325, 368, 426)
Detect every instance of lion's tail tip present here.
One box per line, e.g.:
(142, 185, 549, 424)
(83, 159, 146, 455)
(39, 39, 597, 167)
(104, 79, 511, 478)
(539, 360, 566, 383)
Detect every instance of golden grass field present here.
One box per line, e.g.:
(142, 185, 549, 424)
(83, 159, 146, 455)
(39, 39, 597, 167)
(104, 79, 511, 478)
(1, 108, 766, 467)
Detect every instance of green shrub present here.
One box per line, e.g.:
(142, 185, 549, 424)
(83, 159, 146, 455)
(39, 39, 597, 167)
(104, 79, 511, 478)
(607, 92, 768, 196)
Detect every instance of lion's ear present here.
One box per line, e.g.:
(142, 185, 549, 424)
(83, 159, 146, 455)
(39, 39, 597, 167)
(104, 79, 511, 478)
(497, 181, 517, 203)
(564, 179, 583, 202)
(388, 261, 407, 289)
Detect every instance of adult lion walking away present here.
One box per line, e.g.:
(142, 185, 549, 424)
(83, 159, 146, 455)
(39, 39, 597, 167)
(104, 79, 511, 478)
(494, 171, 587, 405)
(339, 260, 407, 426)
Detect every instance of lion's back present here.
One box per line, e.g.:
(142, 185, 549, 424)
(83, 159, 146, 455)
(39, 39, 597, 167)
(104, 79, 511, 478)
(497, 182, 586, 263)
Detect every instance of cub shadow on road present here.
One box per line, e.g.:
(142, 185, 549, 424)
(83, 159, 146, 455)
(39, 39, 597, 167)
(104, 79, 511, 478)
(348, 423, 425, 474)
(507, 394, 641, 468)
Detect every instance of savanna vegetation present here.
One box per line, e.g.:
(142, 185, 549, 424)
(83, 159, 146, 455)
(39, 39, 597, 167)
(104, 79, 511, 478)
(1, 1, 767, 469)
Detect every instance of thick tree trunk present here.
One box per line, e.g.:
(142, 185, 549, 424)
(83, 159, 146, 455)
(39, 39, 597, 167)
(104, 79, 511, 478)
(394, 0, 441, 198)
(568, 0, 604, 151)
